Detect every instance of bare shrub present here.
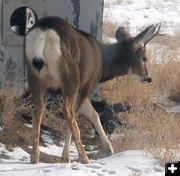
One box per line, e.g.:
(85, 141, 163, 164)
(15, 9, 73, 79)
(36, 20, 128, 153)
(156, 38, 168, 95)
(0, 80, 17, 130)
(152, 32, 180, 50)
(148, 45, 180, 101)
(103, 21, 118, 39)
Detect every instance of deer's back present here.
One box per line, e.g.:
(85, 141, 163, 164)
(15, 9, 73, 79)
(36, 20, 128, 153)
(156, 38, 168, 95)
(25, 16, 102, 90)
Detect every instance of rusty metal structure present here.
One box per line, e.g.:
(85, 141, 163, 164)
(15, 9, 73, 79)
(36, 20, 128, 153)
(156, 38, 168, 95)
(0, 0, 104, 94)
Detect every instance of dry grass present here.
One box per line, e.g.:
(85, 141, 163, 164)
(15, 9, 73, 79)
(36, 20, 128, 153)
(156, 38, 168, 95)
(112, 103, 180, 164)
(104, 0, 124, 9)
(103, 21, 118, 39)
(152, 32, 180, 50)
(0, 80, 17, 130)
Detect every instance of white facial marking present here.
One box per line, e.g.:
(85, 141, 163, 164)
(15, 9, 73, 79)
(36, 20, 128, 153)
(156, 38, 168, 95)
(128, 68, 142, 82)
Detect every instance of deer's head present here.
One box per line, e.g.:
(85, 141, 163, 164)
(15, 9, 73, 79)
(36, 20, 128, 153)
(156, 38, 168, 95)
(116, 23, 162, 84)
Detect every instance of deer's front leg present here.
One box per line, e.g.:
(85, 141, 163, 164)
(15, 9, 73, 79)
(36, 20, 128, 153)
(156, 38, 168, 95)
(80, 99, 114, 156)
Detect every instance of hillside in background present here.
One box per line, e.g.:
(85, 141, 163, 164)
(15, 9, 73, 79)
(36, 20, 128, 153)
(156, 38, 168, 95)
(104, 0, 180, 36)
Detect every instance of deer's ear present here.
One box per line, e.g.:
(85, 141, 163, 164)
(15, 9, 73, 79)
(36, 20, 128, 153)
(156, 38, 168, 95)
(115, 27, 130, 41)
(133, 23, 162, 48)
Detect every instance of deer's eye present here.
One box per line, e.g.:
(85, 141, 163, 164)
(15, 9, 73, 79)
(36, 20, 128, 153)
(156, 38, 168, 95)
(142, 57, 147, 62)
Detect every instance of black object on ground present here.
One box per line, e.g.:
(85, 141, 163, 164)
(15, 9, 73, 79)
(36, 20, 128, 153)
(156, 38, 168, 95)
(91, 100, 131, 135)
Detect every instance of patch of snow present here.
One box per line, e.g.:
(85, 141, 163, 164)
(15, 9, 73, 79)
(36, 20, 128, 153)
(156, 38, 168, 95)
(41, 129, 99, 159)
(104, 0, 180, 36)
(28, 141, 79, 160)
(106, 37, 117, 43)
(166, 105, 180, 113)
(0, 150, 164, 176)
(40, 143, 64, 157)
(8, 147, 30, 161)
(0, 143, 8, 155)
(153, 96, 180, 113)
(0, 126, 3, 132)
(41, 131, 54, 144)
(0, 143, 30, 161)
(24, 124, 32, 128)
(110, 131, 125, 140)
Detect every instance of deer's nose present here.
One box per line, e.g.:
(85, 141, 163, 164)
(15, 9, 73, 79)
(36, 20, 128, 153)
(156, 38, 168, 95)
(142, 77, 152, 84)
(146, 77, 152, 83)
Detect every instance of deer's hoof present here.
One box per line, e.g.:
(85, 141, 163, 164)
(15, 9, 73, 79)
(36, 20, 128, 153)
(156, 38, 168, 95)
(62, 151, 71, 163)
(79, 156, 91, 164)
(62, 156, 71, 163)
(31, 155, 39, 164)
(105, 148, 114, 156)
(104, 143, 114, 156)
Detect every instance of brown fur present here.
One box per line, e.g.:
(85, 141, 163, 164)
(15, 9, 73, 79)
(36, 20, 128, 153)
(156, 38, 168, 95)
(25, 16, 162, 164)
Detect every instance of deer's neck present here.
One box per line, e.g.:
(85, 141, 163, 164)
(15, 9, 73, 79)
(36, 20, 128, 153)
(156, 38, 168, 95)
(99, 41, 130, 83)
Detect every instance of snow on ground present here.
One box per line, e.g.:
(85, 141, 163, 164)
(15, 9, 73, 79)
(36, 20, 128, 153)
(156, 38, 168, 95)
(0, 149, 164, 176)
(0, 126, 3, 132)
(0, 129, 164, 176)
(104, 0, 180, 36)
(0, 143, 30, 161)
(0, 128, 98, 162)
(153, 96, 180, 114)
(24, 124, 33, 128)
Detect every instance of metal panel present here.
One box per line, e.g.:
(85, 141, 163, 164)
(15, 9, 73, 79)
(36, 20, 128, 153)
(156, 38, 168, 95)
(45, 0, 74, 26)
(45, 0, 104, 40)
(2, 0, 47, 46)
(0, 0, 2, 43)
(79, 0, 104, 41)
(3, 0, 104, 46)
(0, 46, 24, 91)
(0, 0, 7, 78)
(4, 46, 24, 81)
(0, 0, 104, 92)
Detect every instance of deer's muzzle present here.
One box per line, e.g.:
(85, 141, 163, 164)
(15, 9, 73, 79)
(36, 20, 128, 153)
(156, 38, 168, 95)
(142, 77, 152, 84)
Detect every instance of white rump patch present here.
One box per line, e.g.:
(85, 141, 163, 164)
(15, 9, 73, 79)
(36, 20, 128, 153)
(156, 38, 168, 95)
(25, 28, 46, 61)
(25, 28, 62, 88)
(25, 28, 61, 63)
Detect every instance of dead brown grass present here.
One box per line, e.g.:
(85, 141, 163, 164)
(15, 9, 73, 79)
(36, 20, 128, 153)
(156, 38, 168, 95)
(104, 0, 124, 9)
(103, 21, 118, 39)
(0, 80, 17, 130)
(152, 32, 180, 50)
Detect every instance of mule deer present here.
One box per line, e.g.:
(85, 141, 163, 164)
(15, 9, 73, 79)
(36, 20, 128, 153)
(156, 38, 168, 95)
(25, 16, 162, 164)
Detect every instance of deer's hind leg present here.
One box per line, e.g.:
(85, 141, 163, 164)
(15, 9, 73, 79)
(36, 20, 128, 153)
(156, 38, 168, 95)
(62, 91, 90, 163)
(27, 70, 46, 164)
(62, 95, 114, 162)
(61, 59, 90, 163)
(62, 90, 90, 163)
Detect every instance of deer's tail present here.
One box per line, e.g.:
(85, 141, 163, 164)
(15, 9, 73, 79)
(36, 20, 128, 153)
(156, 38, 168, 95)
(25, 28, 46, 72)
